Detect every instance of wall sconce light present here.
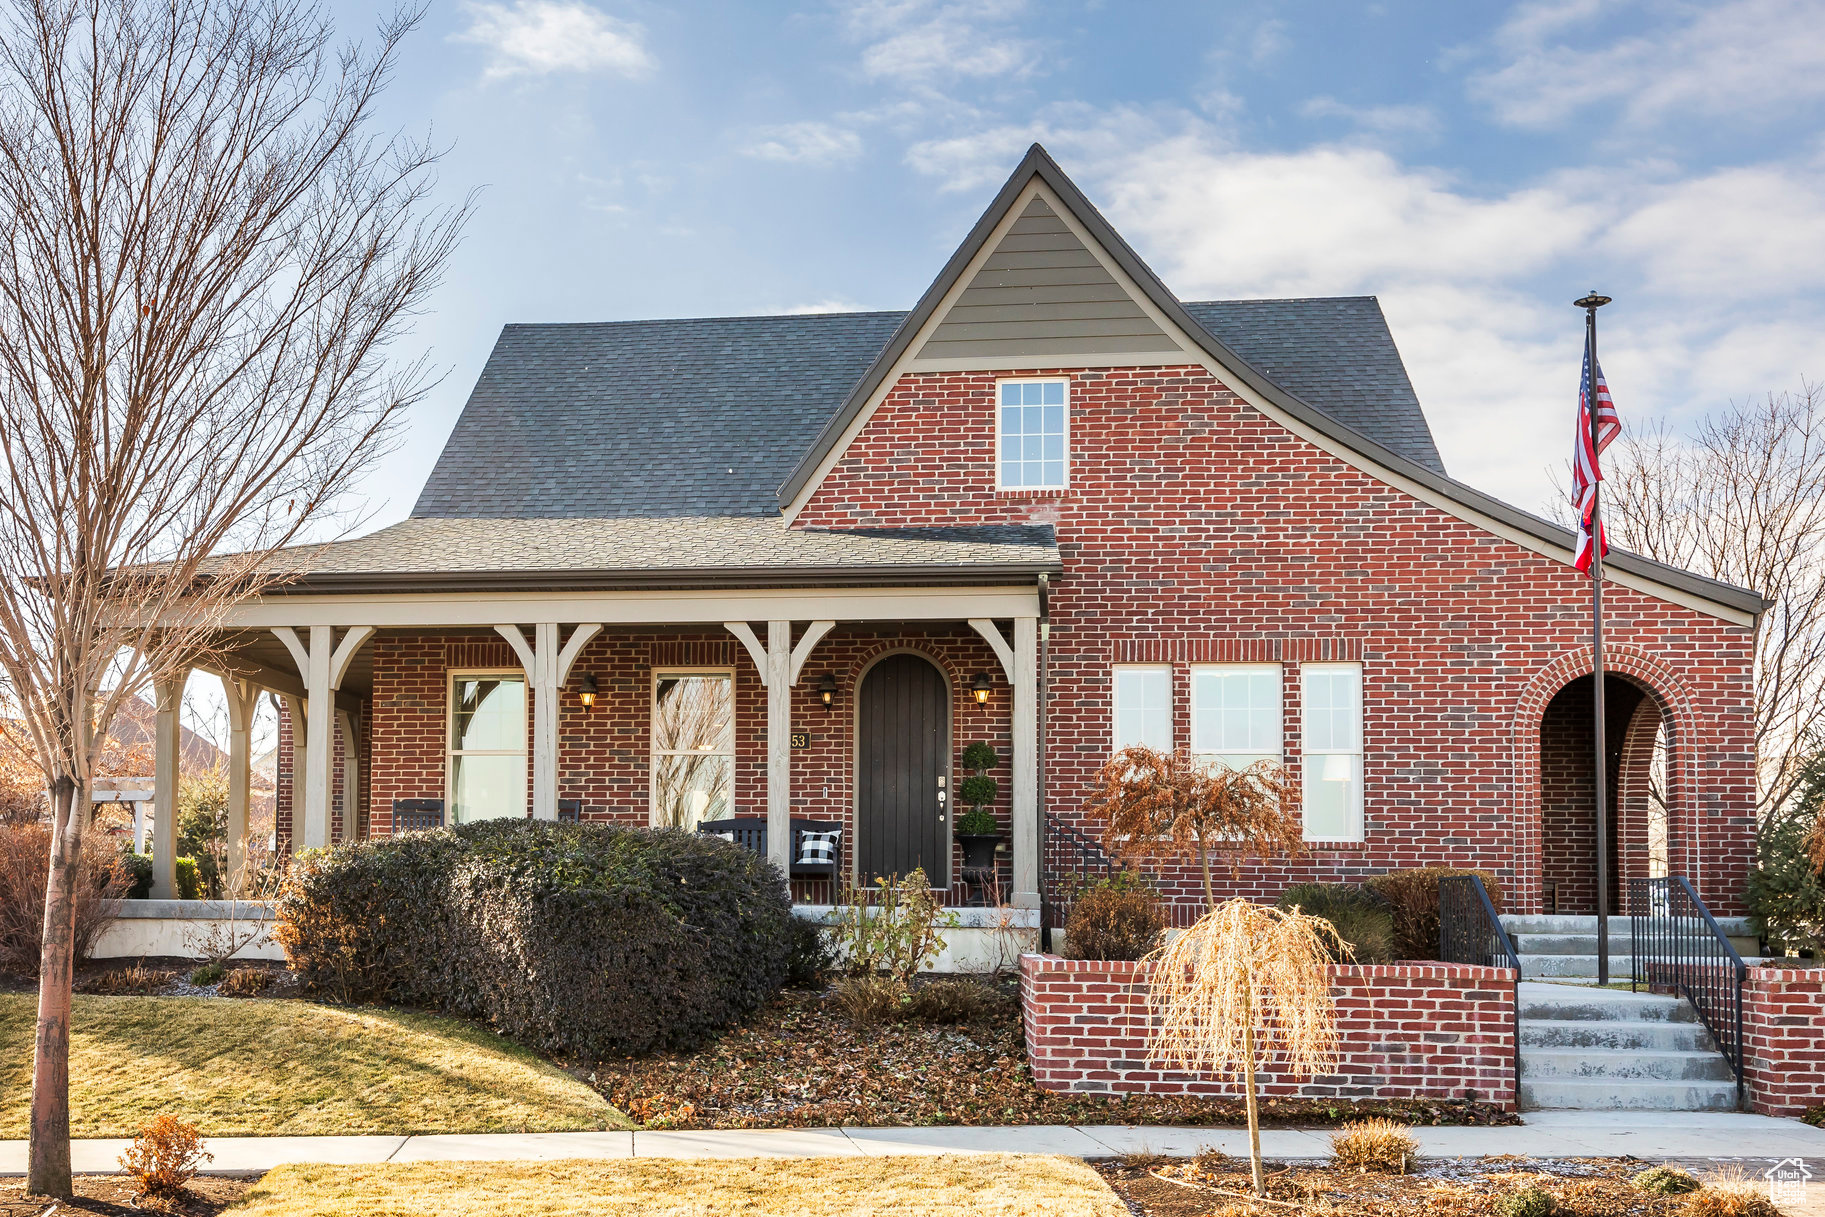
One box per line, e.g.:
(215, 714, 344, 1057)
(818, 672, 838, 709)
(577, 673, 598, 710)
(971, 673, 992, 705)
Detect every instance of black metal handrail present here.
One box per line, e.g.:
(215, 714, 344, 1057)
(1629, 875, 1746, 1110)
(1039, 817, 1116, 950)
(1438, 875, 1522, 1101)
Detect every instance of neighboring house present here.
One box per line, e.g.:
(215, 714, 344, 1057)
(157, 145, 1757, 919)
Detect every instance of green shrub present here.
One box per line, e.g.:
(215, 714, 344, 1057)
(275, 820, 795, 1060)
(832, 868, 949, 982)
(1634, 1165, 1700, 1196)
(959, 741, 999, 772)
(1747, 757, 1825, 957)
(1363, 867, 1504, 961)
(118, 851, 202, 900)
(1064, 875, 1165, 961)
(1498, 1185, 1556, 1217)
(174, 856, 202, 901)
(957, 774, 998, 814)
(177, 771, 229, 898)
(188, 961, 227, 987)
(954, 806, 998, 836)
(784, 914, 836, 987)
(1275, 883, 1396, 964)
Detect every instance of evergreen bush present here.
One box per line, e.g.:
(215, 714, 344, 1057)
(1746, 756, 1825, 957)
(1063, 874, 1165, 961)
(1363, 866, 1504, 961)
(1275, 883, 1396, 964)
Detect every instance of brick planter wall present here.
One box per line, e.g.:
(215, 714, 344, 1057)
(1744, 966, 1825, 1116)
(1021, 953, 1516, 1108)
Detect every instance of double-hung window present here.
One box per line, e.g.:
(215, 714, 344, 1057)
(1111, 665, 1173, 752)
(997, 379, 1068, 489)
(1301, 663, 1364, 841)
(651, 669, 734, 830)
(1190, 665, 1282, 770)
(449, 672, 528, 822)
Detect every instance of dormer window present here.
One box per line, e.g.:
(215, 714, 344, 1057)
(997, 379, 1068, 489)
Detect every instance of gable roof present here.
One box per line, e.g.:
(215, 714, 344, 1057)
(413, 298, 1440, 520)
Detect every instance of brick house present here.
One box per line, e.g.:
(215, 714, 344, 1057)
(144, 144, 1761, 923)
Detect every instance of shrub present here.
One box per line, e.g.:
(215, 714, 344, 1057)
(78, 962, 175, 995)
(1064, 876, 1165, 961)
(188, 961, 227, 987)
(1682, 1170, 1781, 1217)
(1363, 866, 1504, 961)
(1635, 1165, 1700, 1196)
(175, 856, 202, 901)
(0, 824, 129, 976)
(1498, 1186, 1557, 1217)
(832, 868, 948, 982)
(784, 914, 836, 987)
(1804, 1103, 1825, 1128)
(956, 774, 999, 813)
(177, 771, 229, 898)
(954, 806, 998, 836)
(906, 977, 996, 1023)
(833, 975, 907, 1027)
(119, 1114, 212, 1202)
(1746, 758, 1825, 957)
(275, 820, 795, 1060)
(1275, 884, 1396, 964)
(1329, 1117, 1416, 1173)
(218, 966, 276, 998)
(959, 741, 999, 772)
(121, 849, 153, 899)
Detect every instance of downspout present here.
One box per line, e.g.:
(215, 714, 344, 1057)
(1037, 572, 1052, 952)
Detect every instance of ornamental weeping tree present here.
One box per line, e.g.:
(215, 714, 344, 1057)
(0, 0, 467, 1197)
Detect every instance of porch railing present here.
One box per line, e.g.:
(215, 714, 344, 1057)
(1438, 874, 1522, 1100)
(1039, 817, 1115, 951)
(1628, 875, 1746, 1110)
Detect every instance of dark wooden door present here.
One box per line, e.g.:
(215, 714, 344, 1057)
(857, 653, 949, 886)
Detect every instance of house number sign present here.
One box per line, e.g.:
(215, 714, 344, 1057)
(789, 731, 812, 750)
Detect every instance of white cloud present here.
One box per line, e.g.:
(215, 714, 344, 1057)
(1300, 96, 1440, 138)
(845, 0, 1039, 86)
(904, 112, 1825, 513)
(743, 122, 864, 165)
(771, 298, 869, 314)
(455, 1, 653, 81)
(1471, 0, 1825, 128)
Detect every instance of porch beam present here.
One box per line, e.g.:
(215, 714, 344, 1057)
(788, 621, 836, 686)
(1011, 616, 1039, 908)
(223, 677, 256, 884)
(556, 623, 603, 683)
(967, 619, 1016, 683)
(150, 674, 185, 899)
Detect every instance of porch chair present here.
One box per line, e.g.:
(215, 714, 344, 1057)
(696, 816, 844, 884)
(392, 798, 444, 832)
(557, 799, 582, 824)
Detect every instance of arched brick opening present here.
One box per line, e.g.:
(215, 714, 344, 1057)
(1512, 646, 1696, 916)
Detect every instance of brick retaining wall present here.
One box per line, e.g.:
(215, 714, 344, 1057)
(1744, 965, 1825, 1116)
(1020, 953, 1516, 1108)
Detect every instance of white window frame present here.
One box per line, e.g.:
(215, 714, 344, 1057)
(1110, 664, 1174, 753)
(447, 668, 528, 822)
(1189, 663, 1283, 770)
(1300, 662, 1364, 843)
(995, 377, 1070, 491)
(649, 666, 736, 829)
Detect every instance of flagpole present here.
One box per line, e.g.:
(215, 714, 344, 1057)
(1576, 290, 1613, 985)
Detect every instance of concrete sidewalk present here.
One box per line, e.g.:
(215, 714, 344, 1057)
(2, 1112, 1821, 1176)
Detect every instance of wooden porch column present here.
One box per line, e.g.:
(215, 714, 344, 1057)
(150, 673, 185, 899)
(1011, 616, 1039, 908)
(728, 620, 835, 878)
(275, 626, 374, 851)
(498, 623, 602, 821)
(224, 677, 257, 885)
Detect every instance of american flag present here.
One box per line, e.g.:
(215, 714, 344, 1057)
(1571, 331, 1620, 574)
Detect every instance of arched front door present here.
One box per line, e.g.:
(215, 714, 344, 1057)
(856, 653, 950, 886)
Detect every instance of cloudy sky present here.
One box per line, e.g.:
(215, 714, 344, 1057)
(333, 0, 1825, 525)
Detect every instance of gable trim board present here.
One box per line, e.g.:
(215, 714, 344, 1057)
(775, 143, 1763, 627)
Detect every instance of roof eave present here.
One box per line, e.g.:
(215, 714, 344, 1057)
(258, 560, 1065, 597)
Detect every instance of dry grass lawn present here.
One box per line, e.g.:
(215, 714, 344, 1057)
(0, 995, 628, 1137)
(225, 1156, 1127, 1217)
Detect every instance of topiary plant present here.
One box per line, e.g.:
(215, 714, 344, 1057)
(960, 741, 999, 773)
(954, 806, 998, 836)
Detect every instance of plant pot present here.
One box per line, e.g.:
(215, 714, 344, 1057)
(957, 833, 1001, 871)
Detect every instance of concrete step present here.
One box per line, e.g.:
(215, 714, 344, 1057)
(1509, 932, 1741, 956)
(1501, 914, 1755, 936)
(1519, 1017, 1717, 1051)
(1517, 952, 1636, 978)
(1520, 1078, 1739, 1111)
(1519, 1046, 1736, 1082)
(1517, 982, 1696, 1022)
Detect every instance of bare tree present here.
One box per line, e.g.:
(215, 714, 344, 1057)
(1601, 384, 1825, 817)
(0, 0, 466, 1195)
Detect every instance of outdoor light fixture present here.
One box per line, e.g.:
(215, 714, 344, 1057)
(578, 673, 598, 710)
(971, 673, 992, 705)
(818, 672, 838, 709)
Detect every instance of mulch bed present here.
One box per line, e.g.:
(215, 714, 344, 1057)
(1100, 1156, 1698, 1216)
(593, 981, 1519, 1130)
(0, 1177, 250, 1216)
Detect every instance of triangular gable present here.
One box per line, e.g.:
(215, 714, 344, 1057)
(774, 145, 1763, 624)
(915, 195, 1182, 364)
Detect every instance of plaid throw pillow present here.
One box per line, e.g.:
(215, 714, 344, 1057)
(797, 829, 840, 866)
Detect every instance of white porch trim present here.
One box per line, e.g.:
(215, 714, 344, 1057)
(272, 626, 374, 850)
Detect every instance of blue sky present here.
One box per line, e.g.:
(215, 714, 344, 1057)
(335, 0, 1825, 524)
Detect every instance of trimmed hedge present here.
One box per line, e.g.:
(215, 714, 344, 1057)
(274, 820, 794, 1059)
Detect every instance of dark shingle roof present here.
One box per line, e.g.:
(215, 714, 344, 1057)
(411, 301, 1440, 520)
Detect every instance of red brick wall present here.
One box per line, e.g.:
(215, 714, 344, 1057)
(796, 365, 1758, 914)
(1020, 953, 1516, 1106)
(1744, 966, 1825, 1116)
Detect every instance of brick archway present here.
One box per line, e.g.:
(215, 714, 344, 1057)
(1511, 646, 1699, 915)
